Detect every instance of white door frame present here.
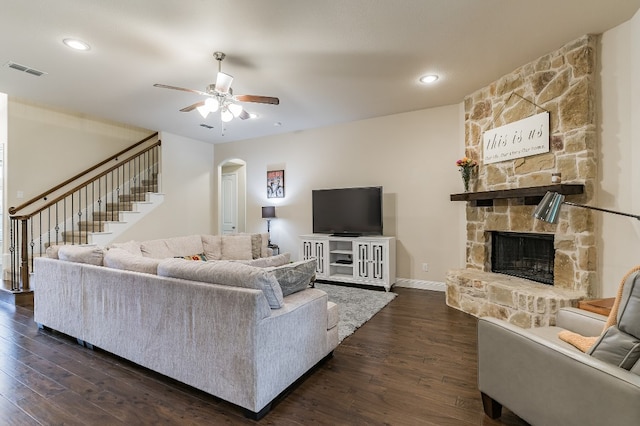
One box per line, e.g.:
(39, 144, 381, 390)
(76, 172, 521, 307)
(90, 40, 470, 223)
(217, 158, 246, 235)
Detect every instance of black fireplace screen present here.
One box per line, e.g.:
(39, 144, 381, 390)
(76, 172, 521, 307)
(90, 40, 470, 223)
(491, 232, 554, 285)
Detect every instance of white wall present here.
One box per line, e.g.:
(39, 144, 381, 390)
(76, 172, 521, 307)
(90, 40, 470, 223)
(599, 9, 640, 296)
(214, 104, 466, 283)
(6, 99, 152, 211)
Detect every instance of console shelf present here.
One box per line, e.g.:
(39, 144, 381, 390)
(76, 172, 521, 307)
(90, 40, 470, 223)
(300, 234, 396, 291)
(450, 183, 584, 206)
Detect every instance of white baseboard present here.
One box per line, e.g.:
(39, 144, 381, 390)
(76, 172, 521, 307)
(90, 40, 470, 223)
(393, 278, 446, 292)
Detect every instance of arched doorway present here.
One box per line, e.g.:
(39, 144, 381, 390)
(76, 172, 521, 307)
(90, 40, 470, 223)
(218, 159, 246, 234)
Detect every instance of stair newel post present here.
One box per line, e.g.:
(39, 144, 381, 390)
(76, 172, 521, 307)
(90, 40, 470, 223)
(19, 218, 30, 291)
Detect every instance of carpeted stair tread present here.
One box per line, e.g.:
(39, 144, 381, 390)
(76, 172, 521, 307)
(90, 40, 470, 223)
(119, 194, 146, 202)
(77, 221, 106, 232)
(105, 202, 133, 211)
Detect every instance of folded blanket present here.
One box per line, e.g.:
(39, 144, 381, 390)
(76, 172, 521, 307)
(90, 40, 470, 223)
(558, 265, 640, 352)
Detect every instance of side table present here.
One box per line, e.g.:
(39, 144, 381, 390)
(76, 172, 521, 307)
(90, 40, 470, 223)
(578, 297, 615, 317)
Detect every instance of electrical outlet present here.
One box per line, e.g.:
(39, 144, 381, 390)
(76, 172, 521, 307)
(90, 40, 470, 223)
(422, 263, 429, 272)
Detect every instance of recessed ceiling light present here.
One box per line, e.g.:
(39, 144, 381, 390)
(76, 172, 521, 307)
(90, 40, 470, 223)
(249, 113, 258, 119)
(419, 74, 439, 84)
(63, 38, 91, 51)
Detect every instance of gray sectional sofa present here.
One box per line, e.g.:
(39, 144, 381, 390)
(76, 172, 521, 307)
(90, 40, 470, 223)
(33, 234, 339, 419)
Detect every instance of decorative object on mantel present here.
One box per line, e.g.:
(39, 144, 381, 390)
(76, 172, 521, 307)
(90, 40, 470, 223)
(456, 157, 478, 192)
(482, 92, 550, 165)
(533, 191, 640, 224)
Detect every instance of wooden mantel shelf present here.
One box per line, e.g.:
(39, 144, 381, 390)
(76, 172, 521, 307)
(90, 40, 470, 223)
(450, 183, 584, 206)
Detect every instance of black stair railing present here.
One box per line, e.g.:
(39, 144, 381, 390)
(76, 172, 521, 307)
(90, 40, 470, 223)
(8, 133, 161, 291)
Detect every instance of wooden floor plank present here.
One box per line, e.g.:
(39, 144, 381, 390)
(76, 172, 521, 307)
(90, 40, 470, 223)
(0, 288, 529, 425)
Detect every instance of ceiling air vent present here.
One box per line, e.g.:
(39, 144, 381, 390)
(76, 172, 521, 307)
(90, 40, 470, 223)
(4, 61, 47, 77)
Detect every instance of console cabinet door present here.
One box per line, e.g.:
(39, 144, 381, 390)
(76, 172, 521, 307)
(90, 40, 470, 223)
(302, 239, 328, 278)
(354, 241, 386, 283)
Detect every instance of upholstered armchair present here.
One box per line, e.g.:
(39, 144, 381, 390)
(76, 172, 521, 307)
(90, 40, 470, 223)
(477, 270, 640, 426)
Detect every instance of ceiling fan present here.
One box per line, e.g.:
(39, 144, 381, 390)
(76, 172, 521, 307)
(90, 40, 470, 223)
(154, 51, 279, 123)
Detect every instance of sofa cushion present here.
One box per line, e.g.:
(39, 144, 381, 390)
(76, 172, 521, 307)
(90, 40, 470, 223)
(327, 301, 339, 330)
(240, 253, 291, 268)
(109, 240, 143, 256)
(141, 235, 204, 259)
(201, 235, 222, 260)
(260, 233, 270, 258)
(157, 259, 284, 308)
(58, 245, 105, 266)
(221, 235, 253, 260)
(45, 244, 62, 259)
(104, 248, 161, 275)
(265, 259, 316, 297)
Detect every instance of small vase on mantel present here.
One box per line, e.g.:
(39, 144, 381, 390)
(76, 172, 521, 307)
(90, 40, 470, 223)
(456, 156, 478, 193)
(461, 167, 472, 192)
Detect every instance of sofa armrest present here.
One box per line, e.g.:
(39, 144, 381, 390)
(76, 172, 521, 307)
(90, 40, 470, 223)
(478, 317, 640, 426)
(556, 307, 607, 337)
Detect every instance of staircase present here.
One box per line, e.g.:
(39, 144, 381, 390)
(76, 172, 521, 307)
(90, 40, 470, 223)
(59, 174, 163, 246)
(7, 133, 162, 294)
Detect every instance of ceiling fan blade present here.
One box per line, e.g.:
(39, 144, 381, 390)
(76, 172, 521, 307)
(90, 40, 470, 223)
(234, 94, 280, 105)
(154, 83, 209, 97)
(180, 101, 205, 112)
(215, 72, 233, 94)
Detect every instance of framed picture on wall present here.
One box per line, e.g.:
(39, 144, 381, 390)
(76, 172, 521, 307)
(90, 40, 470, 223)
(267, 170, 285, 198)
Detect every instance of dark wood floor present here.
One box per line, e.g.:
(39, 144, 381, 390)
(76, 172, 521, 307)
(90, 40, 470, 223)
(0, 288, 529, 425)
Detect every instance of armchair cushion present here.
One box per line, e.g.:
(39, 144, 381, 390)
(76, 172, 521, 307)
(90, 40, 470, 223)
(588, 327, 640, 369)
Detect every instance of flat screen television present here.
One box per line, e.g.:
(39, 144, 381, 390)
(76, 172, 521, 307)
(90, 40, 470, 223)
(312, 186, 383, 236)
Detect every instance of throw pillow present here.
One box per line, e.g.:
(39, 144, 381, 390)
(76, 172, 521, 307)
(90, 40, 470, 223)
(265, 259, 316, 297)
(260, 233, 270, 258)
(240, 233, 262, 259)
(58, 245, 105, 266)
(176, 253, 208, 261)
(221, 235, 253, 260)
(157, 259, 284, 309)
(201, 235, 222, 260)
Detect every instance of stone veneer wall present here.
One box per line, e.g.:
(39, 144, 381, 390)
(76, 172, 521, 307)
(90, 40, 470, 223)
(446, 35, 599, 327)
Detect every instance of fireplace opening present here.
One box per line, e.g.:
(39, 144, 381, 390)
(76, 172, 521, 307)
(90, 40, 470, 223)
(491, 232, 554, 285)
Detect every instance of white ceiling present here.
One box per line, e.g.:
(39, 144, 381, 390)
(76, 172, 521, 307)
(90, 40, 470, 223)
(1, 1, 639, 144)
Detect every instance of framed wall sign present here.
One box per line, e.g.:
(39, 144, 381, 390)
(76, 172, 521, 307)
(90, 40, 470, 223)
(483, 111, 550, 164)
(267, 170, 285, 198)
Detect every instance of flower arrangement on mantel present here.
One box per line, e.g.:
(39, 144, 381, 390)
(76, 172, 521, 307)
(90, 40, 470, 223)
(456, 156, 478, 192)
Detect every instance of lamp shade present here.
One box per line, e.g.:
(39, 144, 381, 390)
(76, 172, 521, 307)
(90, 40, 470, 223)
(533, 191, 640, 224)
(261, 206, 276, 219)
(532, 191, 565, 224)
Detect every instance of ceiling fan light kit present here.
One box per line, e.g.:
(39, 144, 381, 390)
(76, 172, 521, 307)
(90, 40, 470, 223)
(154, 51, 279, 127)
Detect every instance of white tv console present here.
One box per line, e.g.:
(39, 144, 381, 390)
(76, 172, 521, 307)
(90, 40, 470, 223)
(300, 234, 396, 291)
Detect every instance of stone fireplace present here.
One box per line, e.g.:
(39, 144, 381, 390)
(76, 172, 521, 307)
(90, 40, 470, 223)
(491, 231, 554, 285)
(446, 35, 598, 327)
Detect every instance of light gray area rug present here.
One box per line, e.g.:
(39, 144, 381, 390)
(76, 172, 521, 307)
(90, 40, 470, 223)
(315, 283, 397, 342)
